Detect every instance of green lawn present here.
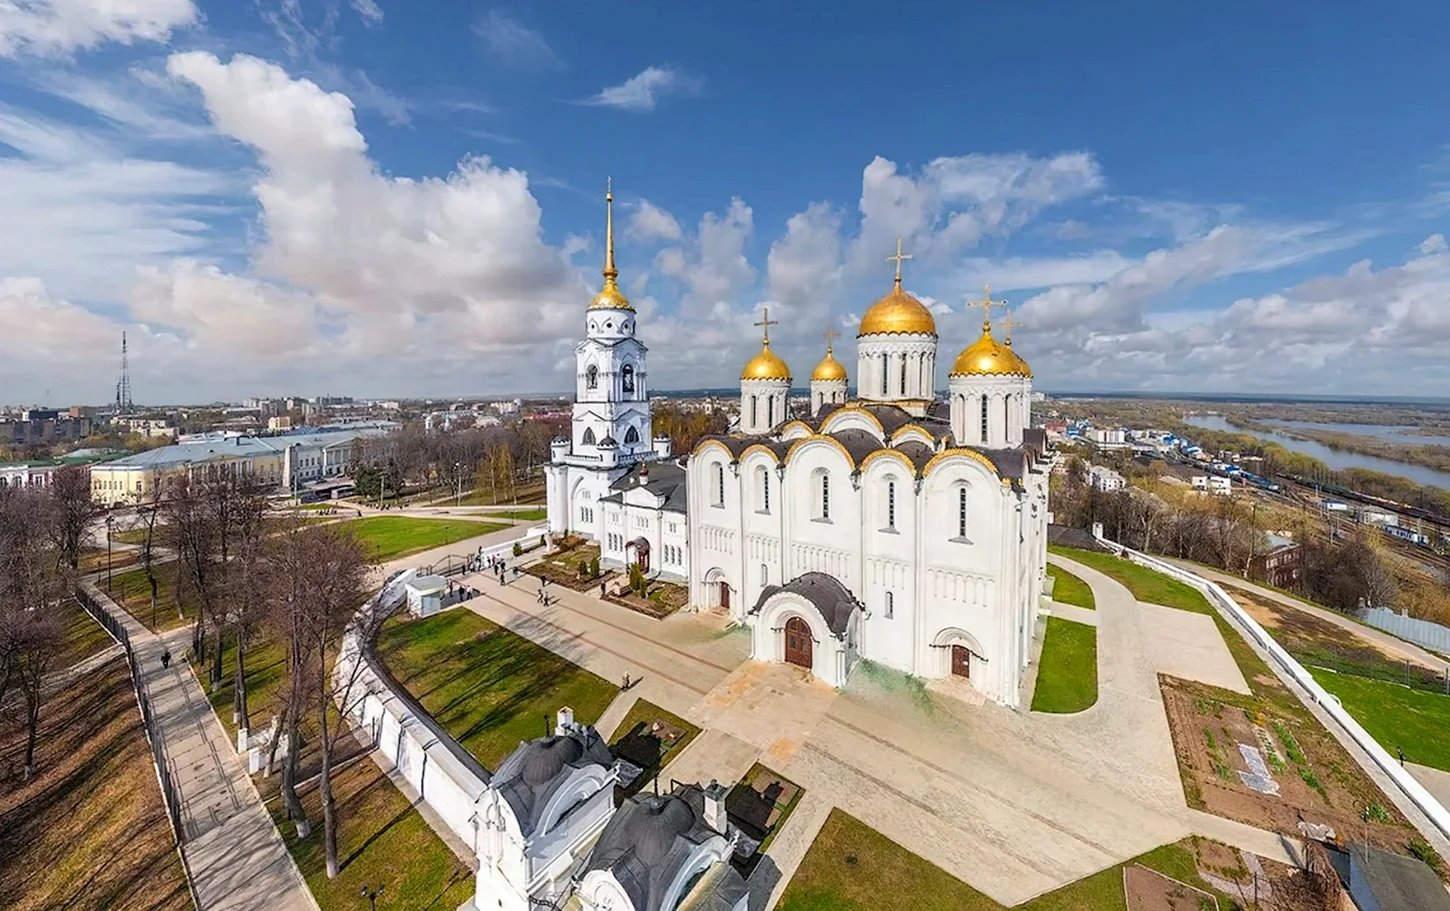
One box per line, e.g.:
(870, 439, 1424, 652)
(778, 810, 1241, 911)
(1030, 618, 1098, 714)
(608, 699, 701, 795)
(1049, 545, 1213, 615)
(376, 608, 619, 768)
(1309, 668, 1450, 772)
(335, 516, 507, 561)
(109, 527, 152, 546)
(1046, 565, 1095, 610)
(203, 631, 289, 743)
(106, 565, 196, 633)
(269, 758, 473, 911)
(491, 507, 548, 521)
(57, 598, 115, 667)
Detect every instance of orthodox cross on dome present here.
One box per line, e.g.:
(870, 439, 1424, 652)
(754, 308, 778, 345)
(822, 326, 839, 355)
(886, 237, 913, 289)
(966, 284, 1005, 333)
(998, 308, 1023, 346)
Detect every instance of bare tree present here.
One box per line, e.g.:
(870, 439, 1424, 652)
(47, 464, 101, 571)
(136, 486, 164, 629)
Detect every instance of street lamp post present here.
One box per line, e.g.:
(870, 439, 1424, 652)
(106, 512, 114, 592)
(360, 885, 383, 910)
(455, 462, 462, 507)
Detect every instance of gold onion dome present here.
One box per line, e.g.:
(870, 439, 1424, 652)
(589, 179, 633, 310)
(811, 346, 848, 381)
(857, 237, 936, 337)
(950, 322, 1032, 377)
(742, 307, 792, 380)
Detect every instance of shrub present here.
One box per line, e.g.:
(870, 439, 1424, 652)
(1409, 837, 1443, 872)
(578, 558, 589, 578)
(512, 541, 523, 557)
(590, 556, 599, 578)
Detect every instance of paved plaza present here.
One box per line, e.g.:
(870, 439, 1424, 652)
(443, 551, 1300, 908)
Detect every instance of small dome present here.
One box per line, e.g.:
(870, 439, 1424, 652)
(518, 736, 585, 787)
(950, 330, 1032, 377)
(742, 342, 791, 381)
(811, 348, 847, 382)
(589, 278, 632, 310)
(858, 286, 937, 337)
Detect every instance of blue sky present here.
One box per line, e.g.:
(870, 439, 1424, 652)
(2, 0, 1449, 404)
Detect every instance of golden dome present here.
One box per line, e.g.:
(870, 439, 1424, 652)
(950, 328, 1032, 377)
(811, 347, 848, 381)
(858, 286, 937, 337)
(588, 180, 633, 310)
(742, 341, 792, 381)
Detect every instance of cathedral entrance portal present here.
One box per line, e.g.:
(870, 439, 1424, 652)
(951, 645, 971, 679)
(719, 582, 730, 612)
(784, 617, 813, 669)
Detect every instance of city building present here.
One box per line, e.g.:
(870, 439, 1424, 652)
(548, 191, 1050, 708)
(1250, 536, 1302, 590)
(88, 425, 388, 505)
(1088, 465, 1126, 492)
(1087, 426, 1129, 449)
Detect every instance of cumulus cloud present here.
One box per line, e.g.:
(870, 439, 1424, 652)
(581, 66, 701, 113)
(627, 199, 683, 243)
(0, 0, 196, 58)
(474, 10, 562, 69)
(348, 0, 383, 26)
(653, 198, 755, 320)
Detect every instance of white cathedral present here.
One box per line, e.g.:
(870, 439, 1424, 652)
(546, 188, 1051, 708)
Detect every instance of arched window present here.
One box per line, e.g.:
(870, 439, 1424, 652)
(586, 364, 598, 389)
(1004, 396, 1011, 435)
(880, 353, 889, 395)
(756, 466, 770, 513)
(767, 395, 775, 428)
(900, 356, 908, 396)
(886, 479, 896, 529)
(712, 463, 725, 507)
(816, 469, 831, 520)
(885, 591, 894, 619)
(761, 563, 769, 586)
(624, 426, 640, 445)
(979, 396, 989, 442)
(622, 363, 635, 394)
(582, 427, 596, 445)
(750, 396, 758, 427)
(958, 486, 968, 538)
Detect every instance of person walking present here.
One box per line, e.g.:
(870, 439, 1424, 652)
(161, 650, 171, 669)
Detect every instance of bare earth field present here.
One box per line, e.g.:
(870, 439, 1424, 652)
(0, 656, 191, 911)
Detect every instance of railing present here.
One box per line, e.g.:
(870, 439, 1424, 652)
(1092, 535, 1450, 843)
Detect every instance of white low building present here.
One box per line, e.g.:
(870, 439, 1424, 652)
(1088, 465, 1126, 492)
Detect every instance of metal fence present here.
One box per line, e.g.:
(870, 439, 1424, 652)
(75, 587, 185, 842)
(1358, 606, 1450, 658)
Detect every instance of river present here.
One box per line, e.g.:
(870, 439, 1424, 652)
(1181, 415, 1450, 491)
(1265, 420, 1450, 448)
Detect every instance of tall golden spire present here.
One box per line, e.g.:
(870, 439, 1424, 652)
(589, 177, 632, 309)
(885, 236, 913, 289)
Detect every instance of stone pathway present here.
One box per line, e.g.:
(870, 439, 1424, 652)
(81, 580, 317, 911)
(1048, 602, 1098, 625)
(1409, 763, 1450, 810)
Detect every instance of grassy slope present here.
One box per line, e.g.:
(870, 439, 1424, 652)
(1048, 545, 1213, 614)
(1046, 564, 1095, 610)
(1310, 668, 1450, 772)
(0, 659, 190, 911)
(106, 565, 196, 633)
(57, 597, 116, 667)
(376, 608, 618, 768)
(269, 759, 473, 911)
(203, 632, 288, 743)
(778, 809, 1236, 911)
(1030, 617, 1099, 714)
(335, 516, 506, 561)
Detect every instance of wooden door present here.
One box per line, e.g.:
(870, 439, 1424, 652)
(784, 617, 813, 669)
(951, 644, 971, 678)
(719, 582, 730, 612)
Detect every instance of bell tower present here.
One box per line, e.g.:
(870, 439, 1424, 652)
(569, 179, 653, 466)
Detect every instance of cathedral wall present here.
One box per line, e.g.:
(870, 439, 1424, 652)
(782, 442, 861, 594)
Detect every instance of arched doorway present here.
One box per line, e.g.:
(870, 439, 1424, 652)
(951, 645, 971, 679)
(784, 617, 812, 669)
(719, 582, 730, 612)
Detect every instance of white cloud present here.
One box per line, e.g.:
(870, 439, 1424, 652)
(627, 199, 682, 243)
(474, 10, 562, 70)
(348, 0, 382, 26)
(653, 198, 755, 320)
(581, 66, 701, 113)
(0, 0, 196, 58)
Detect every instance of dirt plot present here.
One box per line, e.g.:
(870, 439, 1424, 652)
(1123, 865, 1217, 911)
(1223, 583, 1443, 679)
(1161, 676, 1422, 859)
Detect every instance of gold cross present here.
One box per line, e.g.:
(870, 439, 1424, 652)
(885, 237, 913, 287)
(822, 326, 839, 353)
(998, 308, 1022, 345)
(966, 284, 1005, 332)
(754, 307, 778, 344)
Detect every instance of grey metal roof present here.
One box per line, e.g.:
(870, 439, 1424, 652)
(609, 460, 689, 513)
(92, 426, 385, 470)
(1349, 843, 1450, 911)
(583, 783, 731, 911)
(494, 729, 614, 838)
(748, 572, 861, 640)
